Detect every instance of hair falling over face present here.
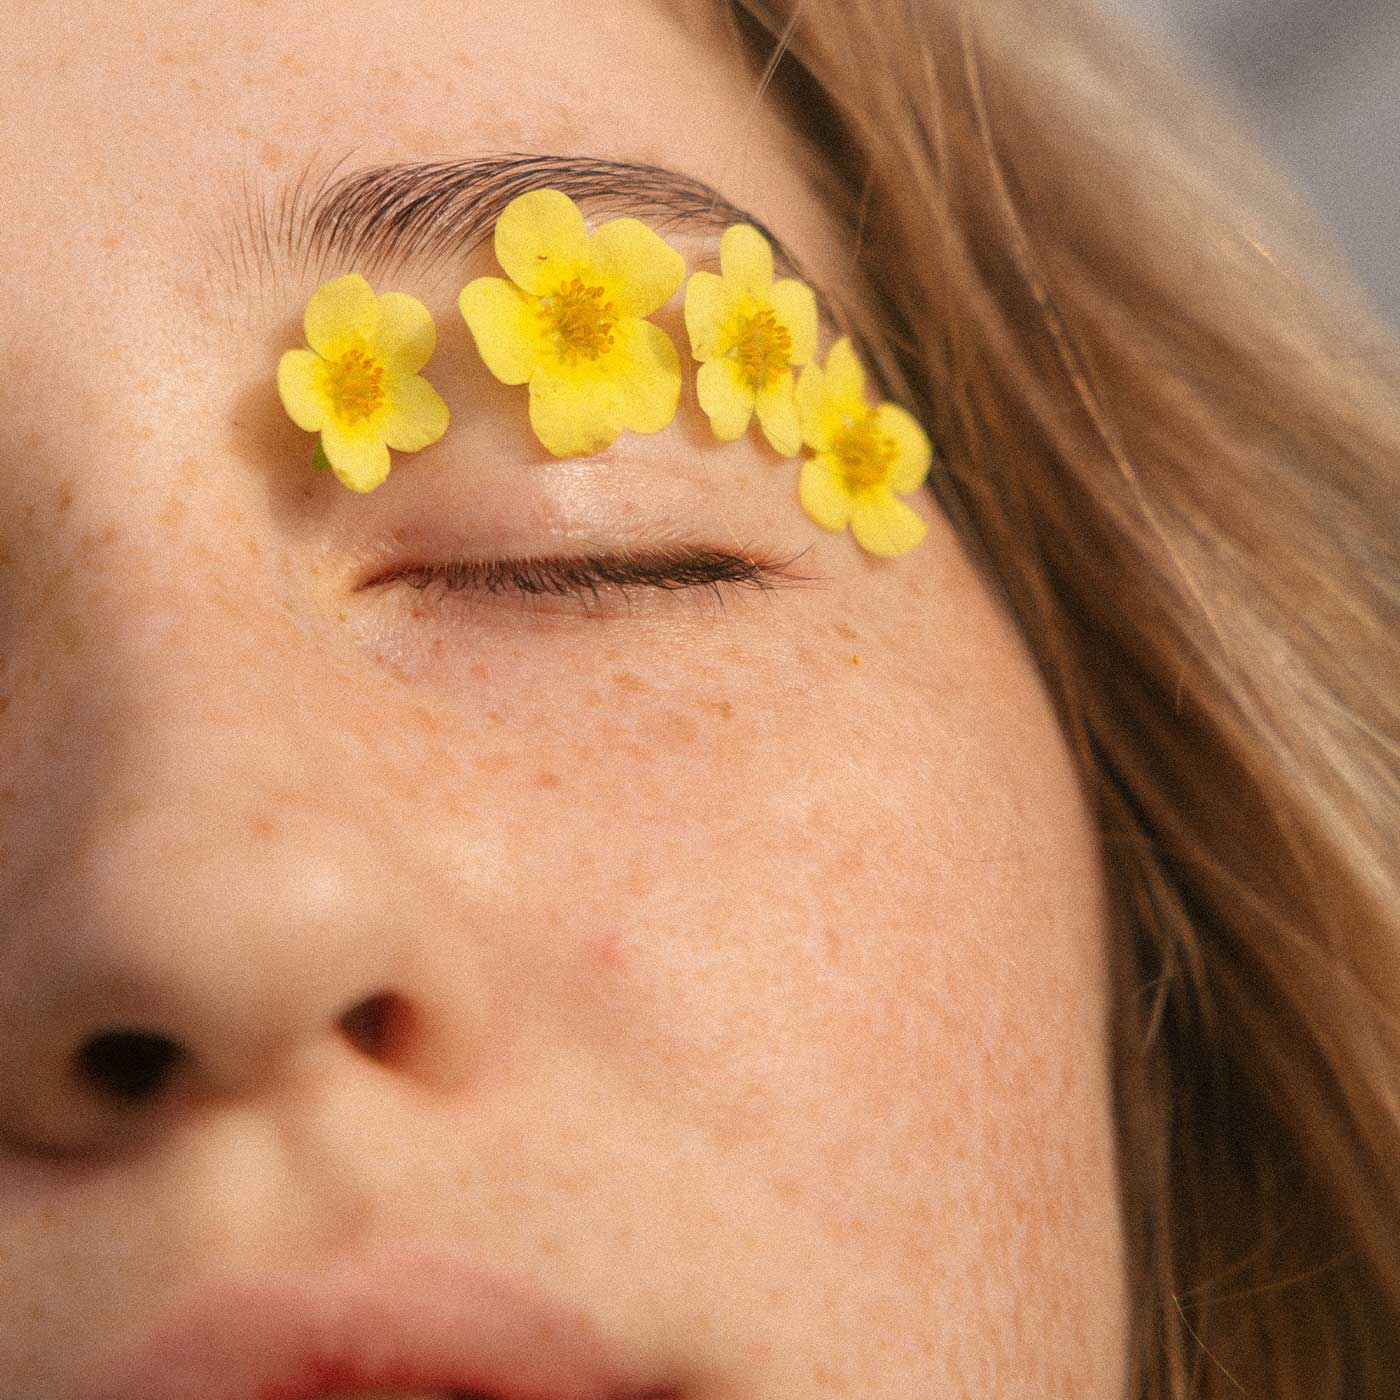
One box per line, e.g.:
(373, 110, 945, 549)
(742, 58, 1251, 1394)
(690, 0, 1400, 1394)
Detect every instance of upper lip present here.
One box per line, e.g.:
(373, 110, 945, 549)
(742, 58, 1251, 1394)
(85, 1246, 679, 1400)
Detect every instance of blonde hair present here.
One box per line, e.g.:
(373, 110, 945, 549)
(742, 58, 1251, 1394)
(699, 0, 1400, 1393)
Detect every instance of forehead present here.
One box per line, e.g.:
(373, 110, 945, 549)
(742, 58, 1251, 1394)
(1, 0, 837, 310)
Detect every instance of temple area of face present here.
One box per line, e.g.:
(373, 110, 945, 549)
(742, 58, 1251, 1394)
(219, 150, 813, 296)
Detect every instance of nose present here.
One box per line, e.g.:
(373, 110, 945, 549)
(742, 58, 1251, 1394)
(0, 560, 481, 1158)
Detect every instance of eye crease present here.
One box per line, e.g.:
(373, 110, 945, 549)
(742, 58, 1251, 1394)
(365, 545, 817, 615)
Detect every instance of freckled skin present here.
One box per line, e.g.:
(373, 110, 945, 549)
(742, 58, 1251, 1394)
(0, 3, 1127, 1398)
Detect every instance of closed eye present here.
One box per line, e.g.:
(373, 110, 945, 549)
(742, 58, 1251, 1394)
(365, 544, 818, 616)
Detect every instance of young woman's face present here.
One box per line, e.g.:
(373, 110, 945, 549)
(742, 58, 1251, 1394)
(0, 2, 1128, 1396)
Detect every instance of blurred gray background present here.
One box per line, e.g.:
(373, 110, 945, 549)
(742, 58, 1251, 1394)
(1101, 0, 1400, 329)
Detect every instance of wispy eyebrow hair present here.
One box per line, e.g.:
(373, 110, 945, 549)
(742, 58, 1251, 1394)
(224, 151, 804, 293)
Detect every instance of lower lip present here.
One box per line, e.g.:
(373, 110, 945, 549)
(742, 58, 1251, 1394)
(89, 1249, 674, 1400)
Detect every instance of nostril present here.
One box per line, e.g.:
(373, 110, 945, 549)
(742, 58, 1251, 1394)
(74, 1030, 184, 1103)
(337, 990, 409, 1060)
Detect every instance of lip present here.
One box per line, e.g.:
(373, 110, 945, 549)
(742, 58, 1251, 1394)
(86, 1247, 679, 1400)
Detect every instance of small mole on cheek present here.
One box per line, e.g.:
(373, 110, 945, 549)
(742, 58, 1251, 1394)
(54, 481, 75, 516)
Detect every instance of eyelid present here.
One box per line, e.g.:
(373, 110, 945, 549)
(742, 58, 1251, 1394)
(363, 544, 818, 618)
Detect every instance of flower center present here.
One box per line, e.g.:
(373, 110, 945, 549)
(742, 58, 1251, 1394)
(832, 414, 898, 491)
(541, 277, 618, 362)
(324, 346, 386, 424)
(729, 304, 793, 389)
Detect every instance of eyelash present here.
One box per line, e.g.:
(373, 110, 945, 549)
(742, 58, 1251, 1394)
(369, 545, 815, 616)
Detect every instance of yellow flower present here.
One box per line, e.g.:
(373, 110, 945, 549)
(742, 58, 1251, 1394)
(277, 274, 450, 492)
(795, 338, 931, 558)
(684, 224, 817, 455)
(458, 188, 685, 458)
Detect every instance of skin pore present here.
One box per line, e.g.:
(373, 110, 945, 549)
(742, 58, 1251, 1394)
(0, 2, 1127, 1397)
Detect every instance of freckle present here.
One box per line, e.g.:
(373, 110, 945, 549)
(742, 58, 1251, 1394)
(186, 77, 203, 95)
(851, 654, 861, 665)
(156, 48, 180, 65)
(39, 565, 75, 607)
(248, 814, 276, 839)
(158, 496, 187, 527)
(0, 694, 9, 715)
(774, 1177, 805, 1206)
(534, 771, 561, 790)
(477, 749, 513, 775)
(100, 233, 121, 252)
(54, 615, 83, 655)
(409, 703, 443, 736)
(77, 526, 122, 553)
(611, 670, 648, 694)
(257, 139, 288, 170)
(177, 456, 201, 486)
(278, 52, 308, 78)
(0, 543, 11, 571)
(485, 710, 503, 725)
(701, 698, 734, 720)
(54, 481, 75, 516)
(588, 931, 624, 966)
(245, 537, 261, 558)
(22, 430, 43, 453)
(470, 661, 489, 682)
(833, 622, 858, 642)
(823, 923, 843, 960)
(658, 712, 698, 746)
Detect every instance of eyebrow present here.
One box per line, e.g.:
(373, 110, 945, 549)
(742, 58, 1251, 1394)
(223, 151, 806, 294)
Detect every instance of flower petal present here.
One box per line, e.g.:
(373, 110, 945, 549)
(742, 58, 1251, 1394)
(304, 274, 377, 357)
(850, 490, 928, 557)
(320, 421, 392, 493)
(382, 373, 450, 452)
(373, 291, 437, 374)
(528, 366, 624, 458)
(697, 357, 755, 441)
(684, 270, 730, 360)
(799, 454, 854, 532)
(277, 348, 328, 432)
(609, 317, 682, 435)
(795, 361, 831, 450)
(770, 278, 818, 365)
(872, 402, 932, 492)
(587, 217, 685, 318)
(823, 336, 867, 405)
(719, 224, 773, 297)
(495, 189, 589, 296)
(459, 277, 545, 386)
(754, 373, 801, 456)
